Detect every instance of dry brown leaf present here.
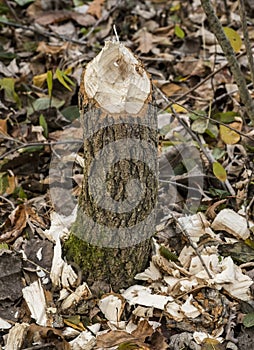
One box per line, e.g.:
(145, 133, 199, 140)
(150, 330, 168, 350)
(0, 204, 27, 243)
(35, 10, 74, 25)
(161, 83, 182, 97)
(205, 199, 227, 220)
(5, 173, 17, 195)
(0, 119, 8, 135)
(34, 10, 96, 26)
(25, 324, 71, 350)
(87, 0, 105, 19)
(37, 42, 68, 55)
(96, 320, 154, 348)
(96, 330, 142, 348)
(26, 206, 47, 229)
(135, 28, 154, 54)
(132, 320, 154, 341)
(0, 204, 46, 243)
(71, 12, 96, 26)
(175, 59, 207, 77)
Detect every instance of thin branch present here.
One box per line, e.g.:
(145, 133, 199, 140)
(0, 19, 87, 45)
(172, 213, 213, 280)
(156, 85, 236, 196)
(161, 46, 253, 111)
(162, 96, 254, 141)
(239, 0, 254, 87)
(3, 0, 20, 22)
(200, 0, 254, 122)
(0, 140, 83, 160)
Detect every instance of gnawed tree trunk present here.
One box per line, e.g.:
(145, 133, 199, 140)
(64, 40, 158, 294)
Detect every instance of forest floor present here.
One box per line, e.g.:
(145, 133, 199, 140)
(1, 0, 254, 349)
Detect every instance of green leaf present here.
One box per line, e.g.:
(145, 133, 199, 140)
(47, 70, 53, 97)
(0, 172, 8, 195)
(219, 241, 254, 263)
(243, 312, 254, 328)
(174, 25, 185, 39)
(213, 111, 239, 123)
(19, 145, 44, 153)
(206, 123, 219, 138)
(0, 77, 21, 107)
(191, 118, 208, 134)
(159, 246, 179, 262)
(17, 186, 27, 200)
(39, 114, 48, 138)
(209, 188, 229, 198)
(61, 105, 80, 121)
(55, 68, 74, 91)
(212, 147, 225, 160)
(213, 162, 227, 182)
(27, 97, 65, 115)
(0, 243, 9, 250)
(189, 110, 206, 121)
(223, 27, 242, 53)
(0, 4, 9, 15)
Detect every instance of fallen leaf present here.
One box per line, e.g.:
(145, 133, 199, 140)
(135, 28, 154, 54)
(243, 312, 254, 328)
(174, 24, 185, 39)
(213, 162, 227, 182)
(0, 172, 16, 195)
(87, 0, 105, 19)
(96, 320, 154, 349)
(34, 10, 96, 26)
(223, 27, 242, 53)
(36, 42, 68, 56)
(219, 122, 241, 145)
(25, 324, 71, 349)
(161, 83, 182, 97)
(0, 119, 8, 135)
(201, 337, 224, 350)
(0, 205, 27, 243)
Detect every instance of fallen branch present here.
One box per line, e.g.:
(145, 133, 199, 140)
(201, 0, 254, 122)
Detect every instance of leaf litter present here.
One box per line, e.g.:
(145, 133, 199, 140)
(0, 0, 254, 349)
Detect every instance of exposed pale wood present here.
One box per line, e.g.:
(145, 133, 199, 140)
(211, 208, 250, 240)
(81, 40, 151, 115)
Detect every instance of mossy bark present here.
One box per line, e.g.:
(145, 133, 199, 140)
(63, 41, 157, 294)
(64, 109, 157, 293)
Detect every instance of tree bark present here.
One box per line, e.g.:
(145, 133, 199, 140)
(64, 41, 158, 294)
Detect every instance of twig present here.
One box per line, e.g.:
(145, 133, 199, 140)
(0, 131, 25, 145)
(198, 134, 236, 196)
(172, 213, 213, 279)
(161, 47, 253, 112)
(22, 344, 56, 350)
(245, 166, 254, 229)
(161, 95, 254, 142)
(239, 0, 254, 87)
(81, 0, 123, 41)
(3, 0, 20, 22)
(156, 85, 236, 196)
(0, 19, 87, 45)
(200, 0, 254, 122)
(0, 196, 15, 209)
(0, 140, 83, 160)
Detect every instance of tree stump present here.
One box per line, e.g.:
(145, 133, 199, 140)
(64, 40, 158, 293)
